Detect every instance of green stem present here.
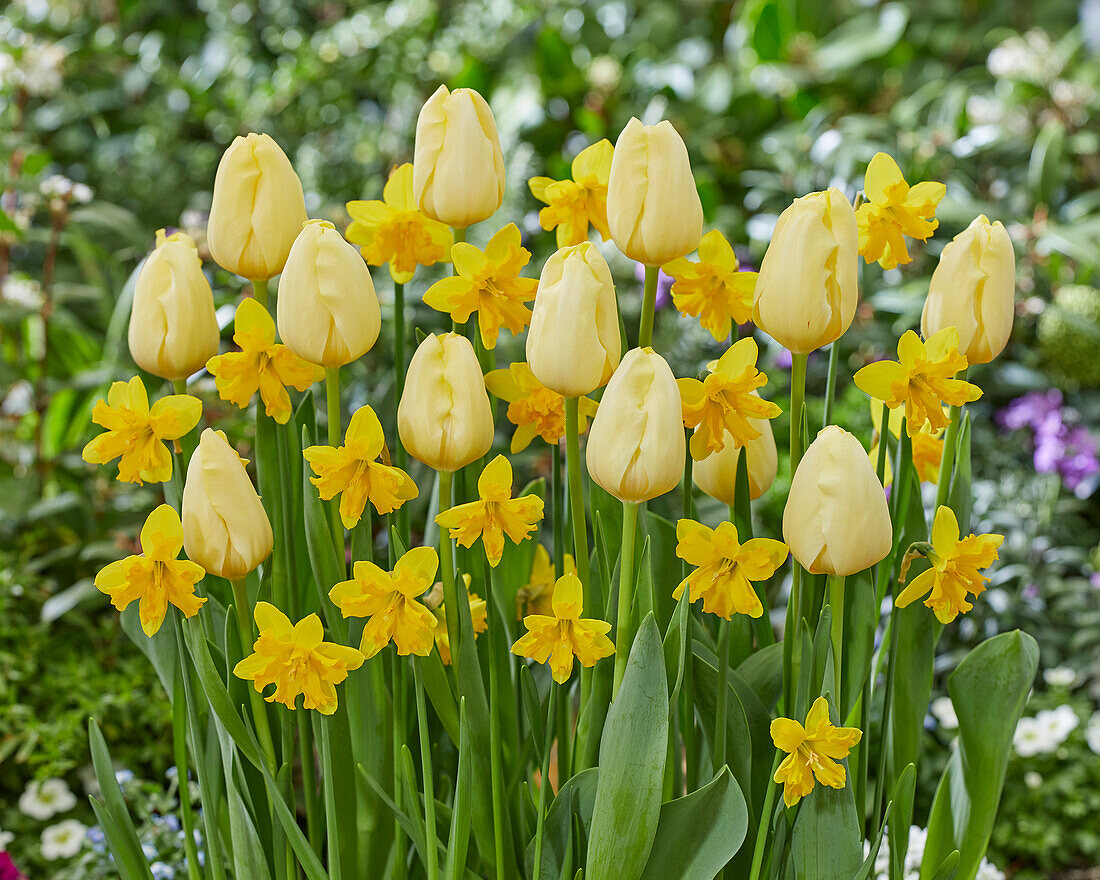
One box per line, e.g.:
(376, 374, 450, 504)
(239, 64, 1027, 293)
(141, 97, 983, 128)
(532, 683, 558, 879)
(230, 578, 278, 772)
(783, 352, 808, 714)
(437, 470, 460, 668)
(789, 352, 808, 479)
(551, 440, 565, 574)
(325, 366, 345, 565)
(317, 716, 342, 880)
(564, 397, 591, 596)
(934, 403, 963, 510)
(412, 658, 439, 880)
(486, 561, 505, 880)
(297, 711, 322, 858)
(747, 752, 783, 880)
(613, 501, 639, 697)
(252, 277, 268, 309)
(169, 614, 204, 880)
(714, 617, 730, 773)
(638, 265, 659, 349)
(391, 653, 408, 880)
(829, 574, 846, 710)
(822, 342, 839, 429)
(451, 228, 466, 334)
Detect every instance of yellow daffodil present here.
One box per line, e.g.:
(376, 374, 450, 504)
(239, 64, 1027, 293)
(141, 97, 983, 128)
(771, 696, 862, 807)
(516, 543, 576, 619)
(303, 404, 418, 528)
(82, 376, 202, 484)
(435, 455, 544, 567)
(528, 139, 614, 247)
(895, 506, 1003, 623)
(95, 505, 205, 636)
(429, 574, 488, 665)
(422, 223, 538, 349)
(664, 229, 758, 342)
(854, 328, 982, 437)
(233, 602, 364, 715)
(678, 337, 782, 461)
(345, 163, 454, 284)
(674, 519, 788, 619)
(484, 361, 598, 453)
(511, 573, 614, 684)
(868, 398, 944, 486)
(329, 547, 438, 659)
(207, 298, 324, 424)
(856, 152, 946, 270)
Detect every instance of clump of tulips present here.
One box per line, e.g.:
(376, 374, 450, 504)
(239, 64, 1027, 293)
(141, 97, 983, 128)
(83, 89, 1035, 880)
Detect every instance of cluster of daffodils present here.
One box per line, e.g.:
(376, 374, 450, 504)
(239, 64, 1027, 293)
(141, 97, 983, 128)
(80, 81, 1027, 880)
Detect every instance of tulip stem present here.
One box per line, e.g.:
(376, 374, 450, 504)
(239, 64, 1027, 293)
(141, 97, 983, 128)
(714, 616, 730, 774)
(325, 367, 345, 563)
(252, 277, 268, 309)
(934, 392, 965, 512)
(638, 264, 659, 349)
(564, 397, 591, 598)
(613, 501, 639, 697)
(783, 352, 808, 714)
(394, 281, 410, 543)
(789, 352, 808, 474)
(532, 681, 558, 880)
(229, 578, 278, 774)
(437, 469, 460, 668)
(486, 560, 506, 880)
(828, 574, 846, 711)
(823, 342, 839, 429)
(412, 657, 439, 880)
(747, 752, 783, 880)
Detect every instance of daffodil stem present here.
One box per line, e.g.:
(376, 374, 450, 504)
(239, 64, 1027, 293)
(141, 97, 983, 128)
(714, 616, 730, 774)
(486, 561, 506, 880)
(613, 501, 639, 697)
(230, 578, 278, 774)
(317, 716, 342, 880)
(533, 681, 558, 879)
(297, 711, 322, 859)
(412, 658, 439, 880)
(437, 469, 460, 668)
(829, 574, 846, 711)
(564, 397, 591, 597)
(325, 366, 345, 565)
(747, 752, 783, 880)
(823, 342, 839, 429)
(252, 277, 268, 309)
(391, 653, 408, 880)
(638, 264, 659, 349)
(551, 439, 565, 574)
(934, 401, 964, 511)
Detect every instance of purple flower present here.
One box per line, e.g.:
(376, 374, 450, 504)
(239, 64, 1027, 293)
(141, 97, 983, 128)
(634, 263, 673, 310)
(997, 389, 1063, 432)
(775, 349, 793, 369)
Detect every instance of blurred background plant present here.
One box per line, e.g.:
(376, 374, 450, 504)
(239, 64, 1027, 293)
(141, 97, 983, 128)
(1, 0, 1098, 875)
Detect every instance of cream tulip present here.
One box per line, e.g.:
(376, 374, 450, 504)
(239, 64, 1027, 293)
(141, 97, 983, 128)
(693, 418, 778, 504)
(129, 230, 219, 381)
(207, 132, 307, 280)
(526, 242, 621, 398)
(782, 426, 891, 576)
(398, 333, 494, 472)
(183, 429, 273, 580)
(753, 188, 859, 354)
(606, 118, 703, 265)
(921, 214, 1015, 365)
(586, 347, 684, 503)
(276, 220, 381, 368)
(412, 85, 505, 228)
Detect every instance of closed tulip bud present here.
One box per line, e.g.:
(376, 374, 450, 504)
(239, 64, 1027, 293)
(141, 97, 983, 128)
(607, 118, 703, 265)
(753, 188, 859, 354)
(129, 230, 219, 380)
(922, 214, 1015, 365)
(526, 242, 621, 397)
(399, 333, 494, 472)
(783, 426, 891, 576)
(693, 416, 778, 505)
(183, 428, 273, 579)
(413, 85, 505, 228)
(586, 347, 684, 502)
(207, 133, 308, 280)
(277, 220, 381, 368)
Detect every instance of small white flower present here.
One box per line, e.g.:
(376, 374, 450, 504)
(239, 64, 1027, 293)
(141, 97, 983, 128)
(930, 696, 959, 730)
(41, 819, 87, 860)
(40, 174, 73, 199)
(1013, 717, 1057, 756)
(0, 826, 13, 849)
(1042, 666, 1076, 688)
(1024, 770, 1043, 789)
(19, 777, 77, 820)
(3, 276, 44, 309)
(1086, 711, 1100, 756)
(975, 857, 1005, 880)
(20, 42, 65, 97)
(70, 182, 94, 204)
(1037, 705, 1079, 744)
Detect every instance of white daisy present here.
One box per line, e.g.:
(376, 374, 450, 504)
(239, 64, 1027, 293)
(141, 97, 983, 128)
(41, 819, 87, 860)
(19, 777, 77, 820)
(930, 696, 958, 730)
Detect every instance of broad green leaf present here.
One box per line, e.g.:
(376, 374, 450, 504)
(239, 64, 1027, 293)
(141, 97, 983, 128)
(737, 642, 783, 711)
(585, 614, 668, 880)
(919, 631, 1038, 880)
(888, 764, 917, 880)
(790, 772, 862, 880)
(890, 601, 934, 797)
(931, 851, 960, 880)
(444, 701, 474, 880)
(638, 768, 748, 880)
(88, 719, 154, 880)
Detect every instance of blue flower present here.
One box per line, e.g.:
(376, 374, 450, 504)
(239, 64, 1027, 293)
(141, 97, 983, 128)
(115, 769, 135, 786)
(150, 862, 175, 879)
